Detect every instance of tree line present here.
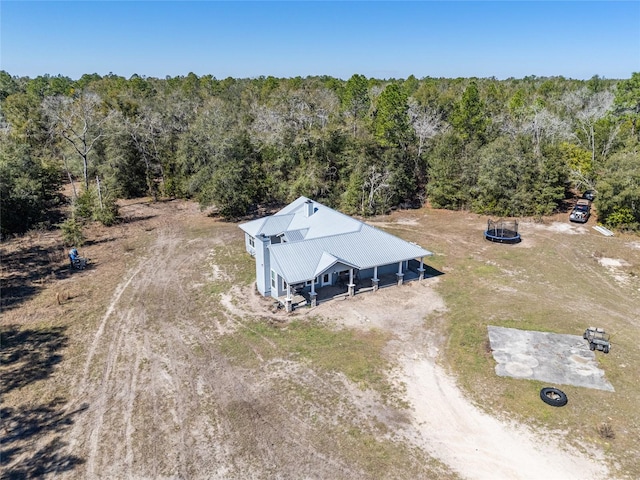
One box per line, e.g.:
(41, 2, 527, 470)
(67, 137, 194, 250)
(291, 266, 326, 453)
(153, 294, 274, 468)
(1, 70, 639, 237)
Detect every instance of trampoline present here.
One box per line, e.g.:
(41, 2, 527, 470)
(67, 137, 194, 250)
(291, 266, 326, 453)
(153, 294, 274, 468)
(484, 219, 521, 244)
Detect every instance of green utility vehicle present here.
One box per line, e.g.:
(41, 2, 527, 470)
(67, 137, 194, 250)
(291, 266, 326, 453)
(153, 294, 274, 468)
(583, 327, 610, 353)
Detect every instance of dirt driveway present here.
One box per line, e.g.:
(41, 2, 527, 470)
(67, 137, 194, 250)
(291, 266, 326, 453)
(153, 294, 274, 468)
(1, 200, 623, 479)
(300, 287, 608, 479)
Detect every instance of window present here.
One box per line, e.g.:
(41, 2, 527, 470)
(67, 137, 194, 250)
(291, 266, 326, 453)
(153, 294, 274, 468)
(322, 273, 329, 284)
(282, 279, 287, 290)
(271, 270, 276, 288)
(249, 236, 255, 248)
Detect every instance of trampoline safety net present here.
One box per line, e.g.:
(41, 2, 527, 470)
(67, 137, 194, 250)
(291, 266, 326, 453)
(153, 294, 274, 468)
(485, 219, 521, 243)
(486, 219, 518, 237)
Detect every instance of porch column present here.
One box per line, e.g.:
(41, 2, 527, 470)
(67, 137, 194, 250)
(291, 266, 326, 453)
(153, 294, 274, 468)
(310, 278, 317, 307)
(396, 261, 404, 286)
(348, 268, 355, 297)
(418, 256, 425, 281)
(372, 265, 379, 292)
(285, 283, 293, 312)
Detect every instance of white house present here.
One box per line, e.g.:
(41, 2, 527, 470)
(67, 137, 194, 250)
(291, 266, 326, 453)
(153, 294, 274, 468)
(239, 197, 433, 311)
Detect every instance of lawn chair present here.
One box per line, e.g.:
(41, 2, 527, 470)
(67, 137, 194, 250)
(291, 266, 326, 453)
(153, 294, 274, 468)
(72, 257, 87, 270)
(69, 250, 87, 270)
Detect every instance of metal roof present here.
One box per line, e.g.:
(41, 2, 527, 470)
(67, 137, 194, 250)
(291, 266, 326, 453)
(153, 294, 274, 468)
(283, 229, 308, 243)
(239, 214, 294, 237)
(242, 196, 362, 240)
(240, 197, 433, 284)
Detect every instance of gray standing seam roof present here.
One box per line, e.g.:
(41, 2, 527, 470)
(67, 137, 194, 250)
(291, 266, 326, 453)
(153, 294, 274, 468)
(283, 229, 307, 242)
(239, 214, 295, 237)
(239, 196, 433, 284)
(269, 224, 431, 284)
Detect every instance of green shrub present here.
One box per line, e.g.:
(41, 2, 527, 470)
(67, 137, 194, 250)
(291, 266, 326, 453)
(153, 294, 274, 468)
(73, 189, 95, 220)
(73, 187, 120, 226)
(605, 207, 638, 231)
(60, 217, 85, 246)
(93, 197, 119, 226)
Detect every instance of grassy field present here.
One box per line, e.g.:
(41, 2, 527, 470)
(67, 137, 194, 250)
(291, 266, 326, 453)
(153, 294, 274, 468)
(411, 212, 640, 478)
(1, 199, 638, 479)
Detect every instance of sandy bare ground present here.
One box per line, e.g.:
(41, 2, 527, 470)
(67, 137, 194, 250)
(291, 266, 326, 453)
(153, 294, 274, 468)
(58, 209, 606, 479)
(55, 211, 374, 479)
(401, 356, 606, 480)
(3, 201, 622, 479)
(304, 285, 608, 480)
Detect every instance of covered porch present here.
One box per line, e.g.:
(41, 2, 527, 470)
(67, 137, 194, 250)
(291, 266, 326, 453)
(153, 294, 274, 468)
(275, 258, 433, 311)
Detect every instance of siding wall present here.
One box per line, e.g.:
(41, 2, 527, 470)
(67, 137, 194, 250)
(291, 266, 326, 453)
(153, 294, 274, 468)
(244, 233, 256, 256)
(255, 235, 271, 296)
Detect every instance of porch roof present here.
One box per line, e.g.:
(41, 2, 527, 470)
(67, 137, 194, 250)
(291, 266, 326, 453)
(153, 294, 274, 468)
(269, 223, 431, 284)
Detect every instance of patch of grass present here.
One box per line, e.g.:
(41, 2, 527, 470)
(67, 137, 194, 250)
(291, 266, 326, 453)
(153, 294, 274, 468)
(206, 283, 228, 297)
(472, 264, 501, 276)
(433, 225, 640, 477)
(597, 422, 616, 440)
(218, 318, 394, 398)
(213, 242, 255, 286)
(217, 372, 459, 479)
(325, 424, 458, 479)
(192, 343, 204, 357)
(216, 319, 276, 369)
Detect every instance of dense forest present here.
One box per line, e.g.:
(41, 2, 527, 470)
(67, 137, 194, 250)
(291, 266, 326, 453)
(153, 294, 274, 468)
(1, 70, 639, 237)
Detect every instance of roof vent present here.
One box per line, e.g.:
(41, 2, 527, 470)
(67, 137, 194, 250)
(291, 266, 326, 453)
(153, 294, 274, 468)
(304, 200, 314, 217)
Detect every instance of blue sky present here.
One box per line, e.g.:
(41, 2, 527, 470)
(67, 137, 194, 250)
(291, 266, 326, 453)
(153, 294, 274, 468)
(1, 1, 639, 80)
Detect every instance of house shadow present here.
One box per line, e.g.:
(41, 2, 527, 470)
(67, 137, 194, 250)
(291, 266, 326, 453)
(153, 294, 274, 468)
(418, 263, 444, 279)
(0, 325, 86, 478)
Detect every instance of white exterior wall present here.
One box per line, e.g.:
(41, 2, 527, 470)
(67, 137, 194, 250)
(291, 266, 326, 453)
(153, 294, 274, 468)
(255, 235, 271, 296)
(244, 233, 256, 256)
(270, 270, 285, 298)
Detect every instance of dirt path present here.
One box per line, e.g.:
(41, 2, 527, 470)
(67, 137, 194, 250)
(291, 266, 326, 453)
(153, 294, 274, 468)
(312, 284, 609, 480)
(51, 203, 613, 479)
(401, 358, 606, 480)
(59, 215, 366, 479)
(64, 229, 193, 477)
(60, 223, 226, 477)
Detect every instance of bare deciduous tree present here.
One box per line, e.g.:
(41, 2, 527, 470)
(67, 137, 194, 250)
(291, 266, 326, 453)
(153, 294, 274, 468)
(562, 87, 616, 166)
(250, 88, 339, 148)
(525, 106, 572, 156)
(361, 165, 391, 214)
(43, 91, 111, 190)
(600, 122, 621, 159)
(123, 106, 168, 200)
(313, 88, 339, 132)
(499, 103, 571, 156)
(249, 103, 286, 147)
(408, 100, 446, 158)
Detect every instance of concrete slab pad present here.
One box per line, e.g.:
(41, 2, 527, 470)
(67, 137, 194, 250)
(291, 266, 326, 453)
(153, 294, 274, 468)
(487, 326, 614, 392)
